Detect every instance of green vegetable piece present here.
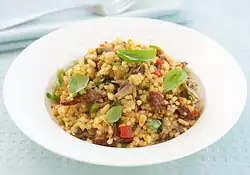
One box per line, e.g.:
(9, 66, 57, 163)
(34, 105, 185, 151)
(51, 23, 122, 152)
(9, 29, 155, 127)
(46, 92, 59, 102)
(132, 125, 137, 130)
(122, 143, 127, 148)
(106, 105, 123, 124)
(53, 85, 57, 94)
(90, 104, 100, 113)
(140, 94, 148, 103)
(142, 84, 150, 90)
(97, 76, 112, 87)
(194, 116, 199, 121)
(163, 68, 187, 92)
(68, 74, 89, 96)
(149, 45, 164, 54)
(117, 49, 156, 62)
(79, 89, 86, 95)
(57, 69, 65, 86)
(147, 119, 161, 132)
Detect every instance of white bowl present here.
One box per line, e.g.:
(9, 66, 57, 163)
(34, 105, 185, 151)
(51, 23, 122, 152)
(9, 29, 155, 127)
(3, 17, 247, 166)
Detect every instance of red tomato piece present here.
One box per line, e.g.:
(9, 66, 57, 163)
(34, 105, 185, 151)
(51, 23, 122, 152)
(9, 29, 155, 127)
(119, 125, 133, 139)
(191, 109, 200, 119)
(154, 68, 161, 77)
(156, 59, 164, 65)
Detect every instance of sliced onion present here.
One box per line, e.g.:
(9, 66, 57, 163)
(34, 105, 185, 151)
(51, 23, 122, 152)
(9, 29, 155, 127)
(115, 83, 135, 99)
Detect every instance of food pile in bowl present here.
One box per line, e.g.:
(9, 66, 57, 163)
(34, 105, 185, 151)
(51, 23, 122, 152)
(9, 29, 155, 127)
(46, 39, 203, 148)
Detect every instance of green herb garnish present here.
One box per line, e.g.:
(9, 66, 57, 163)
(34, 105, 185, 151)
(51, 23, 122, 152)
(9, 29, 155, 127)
(122, 143, 127, 148)
(142, 84, 150, 90)
(90, 104, 100, 113)
(57, 69, 65, 86)
(194, 116, 199, 121)
(149, 45, 164, 54)
(97, 75, 112, 86)
(147, 119, 161, 132)
(68, 74, 89, 97)
(163, 68, 187, 92)
(106, 105, 123, 124)
(132, 125, 137, 130)
(140, 94, 148, 103)
(117, 49, 156, 62)
(46, 92, 59, 103)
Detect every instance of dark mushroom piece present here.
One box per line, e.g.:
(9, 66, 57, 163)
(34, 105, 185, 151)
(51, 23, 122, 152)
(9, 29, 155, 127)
(60, 89, 107, 106)
(129, 66, 146, 74)
(93, 139, 113, 147)
(96, 47, 113, 55)
(74, 128, 97, 140)
(176, 106, 191, 118)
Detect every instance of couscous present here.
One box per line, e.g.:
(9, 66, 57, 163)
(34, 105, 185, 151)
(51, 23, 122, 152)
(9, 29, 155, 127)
(46, 39, 203, 148)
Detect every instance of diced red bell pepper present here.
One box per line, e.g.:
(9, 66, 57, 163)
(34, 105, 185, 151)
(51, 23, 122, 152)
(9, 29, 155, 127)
(190, 109, 200, 119)
(119, 125, 133, 139)
(154, 68, 161, 77)
(156, 59, 164, 65)
(92, 140, 97, 144)
(100, 44, 105, 47)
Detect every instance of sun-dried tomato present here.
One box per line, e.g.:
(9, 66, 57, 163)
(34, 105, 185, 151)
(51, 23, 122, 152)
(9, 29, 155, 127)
(148, 92, 166, 112)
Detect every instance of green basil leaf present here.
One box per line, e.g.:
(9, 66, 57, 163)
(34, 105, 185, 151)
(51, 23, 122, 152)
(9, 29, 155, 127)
(46, 92, 59, 102)
(90, 104, 100, 113)
(57, 69, 65, 86)
(147, 119, 161, 132)
(68, 74, 89, 96)
(149, 45, 164, 54)
(106, 105, 123, 124)
(164, 68, 187, 92)
(117, 49, 156, 62)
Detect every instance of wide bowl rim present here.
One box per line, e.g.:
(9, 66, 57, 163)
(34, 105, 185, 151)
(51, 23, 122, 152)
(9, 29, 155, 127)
(3, 17, 247, 166)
